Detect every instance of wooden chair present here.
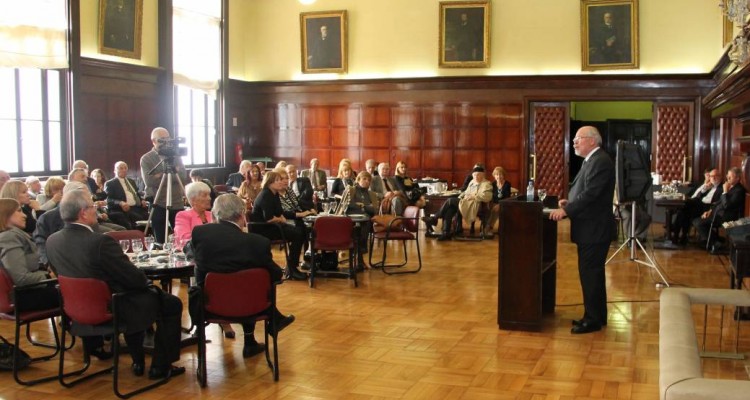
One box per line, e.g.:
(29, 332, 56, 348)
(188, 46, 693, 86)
(0, 267, 66, 385)
(369, 205, 422, 274)
(193, 269, 279, 387)
(309, 216, 356, 288)
(57, 276, 173, 399)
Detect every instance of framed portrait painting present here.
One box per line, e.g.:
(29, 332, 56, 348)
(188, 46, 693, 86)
(581, 0, 639, 71)
(98, 0, 143, 59)
(300, 10, 347, 74)
(439, 1, 490, 68)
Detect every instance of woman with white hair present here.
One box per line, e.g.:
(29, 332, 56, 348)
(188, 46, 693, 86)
(174, 181, 236, 339)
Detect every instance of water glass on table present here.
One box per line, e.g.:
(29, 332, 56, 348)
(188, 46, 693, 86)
(538, 189, 547, 206)
(120, 239, 130, 253)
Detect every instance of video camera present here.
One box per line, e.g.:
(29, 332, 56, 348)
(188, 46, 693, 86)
(156, 137, 188, 158)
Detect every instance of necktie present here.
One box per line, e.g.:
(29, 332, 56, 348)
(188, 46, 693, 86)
(123, 178, 138, 202)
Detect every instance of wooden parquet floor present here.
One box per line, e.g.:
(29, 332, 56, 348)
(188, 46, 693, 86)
(1, 220, 749, 399)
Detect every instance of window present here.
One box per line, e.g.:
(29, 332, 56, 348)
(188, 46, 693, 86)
(0, 68, 66, 175)
(174, 85, 217, 167)
(173, 0, 222, 168)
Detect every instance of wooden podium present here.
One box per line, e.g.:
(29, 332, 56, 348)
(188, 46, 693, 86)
(497, 196, 558, 331)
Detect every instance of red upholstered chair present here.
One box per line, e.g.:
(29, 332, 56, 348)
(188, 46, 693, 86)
(369, 205, 422, 274)
(309, 216, 356, 288)
(249, 222, 290, 260)
(104, 230, 146, 253)
(57, 276, 172, 398)
(194, 269, 279, 387)
(0, 267, 64, 385)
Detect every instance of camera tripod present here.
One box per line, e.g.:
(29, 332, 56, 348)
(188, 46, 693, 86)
(144, 156, 185, 243)
(606, 201, 670, 287)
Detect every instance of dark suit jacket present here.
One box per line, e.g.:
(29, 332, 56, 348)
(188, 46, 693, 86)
(291, 177, 314, 210)
(492, 180, 512, 202)
(565, 148, 616, 244)
(33, 208, 64, 265)
(46, 224, 158, 332)
(104, 177, 144, 212)
(226, 172, 244, 188)
(713, 183, 747, 222)
(191, 221, 284, 286)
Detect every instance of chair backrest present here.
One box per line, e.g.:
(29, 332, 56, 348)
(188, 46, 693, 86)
(204, 269, 271, 318)
(0, 267, 15, 313)
(58, 276, 113, 325)
(214, 184, 229, 194)
(313, 216, 353, 249)
(402, 206, 420, 232)
(104, 230, 145, 252)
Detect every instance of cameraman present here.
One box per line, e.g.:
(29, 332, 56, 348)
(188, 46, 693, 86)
(140, 127, 186, 244)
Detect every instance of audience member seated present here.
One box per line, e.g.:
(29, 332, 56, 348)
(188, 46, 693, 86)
(71, 159, 99, 195)
(278, 169, 315, 256)
(0, 180, 41, 235)
(34, 182, 119, 266)
(486, 166, 512, 237)
(90, 168, 108, 201)
(189, 169, 216, 206)
(286, 164, 314, 211)
(191, 194, 295, 357)
(365, 159, 378, 177)
(301, 158, 327, 196)
(0, 199, 57, 309)
(25, 176, 42, 200)
(672, 167, 721, 245)
(226, 160, 252, 190)
(237, 164, 262, 213)
(423, 166, 492, 241)
(255, 162, 266, 176)
(36, 177, 64, 211)
(460, 163, 485, 191)
(0, 170, 10, 191)
(331, 162, 355, 197)
(47, 190, 185, 379)
(70, 168, 125, 231)
(104, 161, 150, 230)
(347, 171, 380, 269)
(173, 181, 235, 339)
(693, 166, 746, 251)
(250, 171, 307, 281)
(392, 161, 426, 214)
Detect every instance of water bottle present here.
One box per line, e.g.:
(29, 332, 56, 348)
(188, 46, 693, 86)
(526, 180, 535, 202)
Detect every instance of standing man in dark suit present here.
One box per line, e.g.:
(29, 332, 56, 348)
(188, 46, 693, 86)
(286, 164, 314, 211)
(694, 166, 747, 250)
(550, 126, 615, 334)
(191, 194, 295, 358)
(46, 190, 185, 379)
(105, 161, 149, 229)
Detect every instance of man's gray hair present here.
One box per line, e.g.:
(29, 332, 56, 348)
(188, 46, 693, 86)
(212, 194, 246, 222)
(581, 126, 603, 146)
(185, 181, 211, 203)
(60, 190, 90, 222)
(68, 168, 87, 182)
(63, 181, 89, 195)
(377, 162, 390, 174)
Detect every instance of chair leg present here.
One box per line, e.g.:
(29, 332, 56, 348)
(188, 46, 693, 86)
(11, 317, 62, 386)
(309, 250, 316, 288)
(197, 321, 207, 387)
(349, 247, 357, 288)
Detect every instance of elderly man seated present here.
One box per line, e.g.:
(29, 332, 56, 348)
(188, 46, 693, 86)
(693, 166, 746, 252)
(423, 166, 492, 241)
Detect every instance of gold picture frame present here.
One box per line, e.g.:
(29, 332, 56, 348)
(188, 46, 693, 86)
(98, 0, 143, 59)
(581, 0, 639, 71)
(300, 10, 347, 74)
(723, 0, 734, 48)
(439, 1, 490, 68)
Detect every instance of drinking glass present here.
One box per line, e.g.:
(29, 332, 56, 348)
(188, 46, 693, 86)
(538, 189, 547, 205)
(145, 236, 155, 252)
(120, 240, 130, 253)
(131, 241, 143, 257)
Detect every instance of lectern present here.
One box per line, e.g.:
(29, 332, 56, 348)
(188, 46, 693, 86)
(497, 196, 558, 331)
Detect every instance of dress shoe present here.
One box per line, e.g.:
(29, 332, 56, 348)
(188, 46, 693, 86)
(284, 268, 307, 281)
(572, 318, 607, 327)
(270, 314, 296, 335)
(436, 233, 451, 241)
(148, 365, 186, 380)
(89, 346, 113, 361)
(131, 362, 145, 377)
(220, 324, 236, 339)
(299, 261, 311, 271)
(242, 342, 267, 358)
(570, 321, 602, 334)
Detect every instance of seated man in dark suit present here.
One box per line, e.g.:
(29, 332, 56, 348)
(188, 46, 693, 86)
(191, 194, 295, 358)
(673, 167, 722, 244)
(286, 164, 314, 211)
(104, 161, 149, 229)
(226, 160, 253, 190)
(694, 166, 747, 250)
(46, 190, 185, 379)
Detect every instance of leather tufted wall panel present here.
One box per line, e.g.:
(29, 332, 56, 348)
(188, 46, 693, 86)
(532, 105, 568, 197)
(654, 103, 693, 182)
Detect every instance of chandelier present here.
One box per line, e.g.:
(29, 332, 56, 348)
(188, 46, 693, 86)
(720, 0, 750, 64)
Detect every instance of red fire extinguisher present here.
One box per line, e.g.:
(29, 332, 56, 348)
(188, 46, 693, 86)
(234, 139, 243, 165)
